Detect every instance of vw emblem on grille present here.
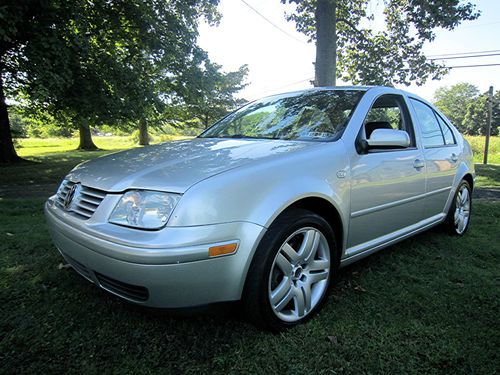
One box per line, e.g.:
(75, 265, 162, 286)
(64, 184, 80, 210)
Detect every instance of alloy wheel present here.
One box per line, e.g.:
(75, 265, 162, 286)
(454, 184, 471, 234)
(268, 227, 331, 322)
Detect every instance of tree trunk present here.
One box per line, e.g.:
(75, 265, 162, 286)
(0, 68, 22, 163)
(77, 119, 98, 150)
(204, 114, 210, 129)
(139, 118, 149, 146)
(314, 0, 337, 87)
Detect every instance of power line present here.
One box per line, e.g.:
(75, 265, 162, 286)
(252, 77, 314, 99)
(239, 0, 309, 45)
(430, 53, 500, 61)
(427, 49, 500, 58)
(458, 20, 500, 29)
(447, 63, 500, 69)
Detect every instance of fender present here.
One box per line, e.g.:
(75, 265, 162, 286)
(168, 141, 351, 244)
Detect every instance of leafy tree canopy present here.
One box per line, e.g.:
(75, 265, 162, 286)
(433, 82, 479, 130)
(181, 55, 249, 128)
(0, 0, 220, 159)
(282, 0, 479, 86)
(462, 90, 500, 136)
(433, 83, 499, 136)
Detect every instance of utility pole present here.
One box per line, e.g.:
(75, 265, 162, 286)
(483, 86, 493, 165)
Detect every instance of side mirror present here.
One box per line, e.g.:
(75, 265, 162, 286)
(366, 129, 411, 149)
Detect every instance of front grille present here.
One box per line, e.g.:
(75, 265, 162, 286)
(95, 272, 149, 302)
(55, 180, 106, 219)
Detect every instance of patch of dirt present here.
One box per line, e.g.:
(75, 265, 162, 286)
(473, 188, 500, 201)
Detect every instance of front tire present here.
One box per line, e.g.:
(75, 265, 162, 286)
(444, 180, 472, 235)
(242, 208, 338, 331)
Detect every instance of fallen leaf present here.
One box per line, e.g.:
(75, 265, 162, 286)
(327, 335, 339, 345)
(6, 232, 14, 236)
(58, 263, 71, 270)
(354, 285, 367, 293)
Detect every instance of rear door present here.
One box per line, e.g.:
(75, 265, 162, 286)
(409, 98, 460, 218)
(347, 94, 426, 250)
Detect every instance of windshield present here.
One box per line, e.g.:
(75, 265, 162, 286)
(199, 90, 365, 141)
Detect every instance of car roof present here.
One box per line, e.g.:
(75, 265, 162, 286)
(259, 85, 432, 108)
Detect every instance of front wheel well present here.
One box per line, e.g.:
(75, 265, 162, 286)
(283, 197, 344, 253)
(462, 173, 474, 191)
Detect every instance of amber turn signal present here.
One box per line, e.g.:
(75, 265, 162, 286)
(208, 243, 238, 257)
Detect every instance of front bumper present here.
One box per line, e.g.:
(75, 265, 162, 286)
(45, 202, 266, 308)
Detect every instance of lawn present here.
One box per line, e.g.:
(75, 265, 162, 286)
(0, 137, 499, 374)
(467, 135, 500, 165)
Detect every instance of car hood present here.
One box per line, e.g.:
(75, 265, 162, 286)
(66, 138, 320, 193)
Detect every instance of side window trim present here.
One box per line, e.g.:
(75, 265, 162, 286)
(434, 111, 457, 145)
(359, 93, 417, 153)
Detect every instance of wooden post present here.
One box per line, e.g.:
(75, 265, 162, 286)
(483, 86, 493, 164)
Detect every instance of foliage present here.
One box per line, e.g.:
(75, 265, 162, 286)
(433, 83, 480, 132)
(433, 83, 499, 136)
(0, 0, 221, 155)
(182, 60, 249, 128)
(463, 91, 500, 136)
(9, 107, 74, 138)
(282, 0, 480, 86)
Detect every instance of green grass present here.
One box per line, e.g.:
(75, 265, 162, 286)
(0, 200, 498, 373)
(0, 137, 499, 373)
(16, 136, 137, 157)
(475, 164, 500, 188)
(3, 136, 188, 196)
(466, 135, 500, 165)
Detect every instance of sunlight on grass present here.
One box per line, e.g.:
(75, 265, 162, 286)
(16, 136, 136, 157)
(475, 164, 500, 188)
(466, 136, 500, 165)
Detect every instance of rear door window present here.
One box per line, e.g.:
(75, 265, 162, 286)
(436, 114, 456, 145)
(410, 99, 445, 148)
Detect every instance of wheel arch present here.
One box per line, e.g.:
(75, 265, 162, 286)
(282, 197, 344, 257)
(462, 172, 474, 190)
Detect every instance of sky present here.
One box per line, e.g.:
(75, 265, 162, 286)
(198, 0, 500, 102)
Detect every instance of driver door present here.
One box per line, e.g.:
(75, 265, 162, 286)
(347, 94, 426, 252)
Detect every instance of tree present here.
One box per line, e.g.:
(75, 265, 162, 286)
(183, 59, 249, 129)
(433, 83, 479, 132)
(462, 90, 500, 136)
(282, 0, 480, 87)
(0, 0, 220, 162)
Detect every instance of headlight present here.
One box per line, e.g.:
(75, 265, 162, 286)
(109, 190, 180, 229)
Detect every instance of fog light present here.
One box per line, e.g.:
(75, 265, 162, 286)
(208, 243, 238, 257)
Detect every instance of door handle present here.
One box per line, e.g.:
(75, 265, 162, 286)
(413, 159, 425, 169)
(450, 153, 459, 162)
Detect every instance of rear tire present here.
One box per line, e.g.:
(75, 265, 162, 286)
(242, 208, 339, 331)
(443, 180, 472, 236)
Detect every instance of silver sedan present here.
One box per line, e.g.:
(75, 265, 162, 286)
(45, 86, 474, 330)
